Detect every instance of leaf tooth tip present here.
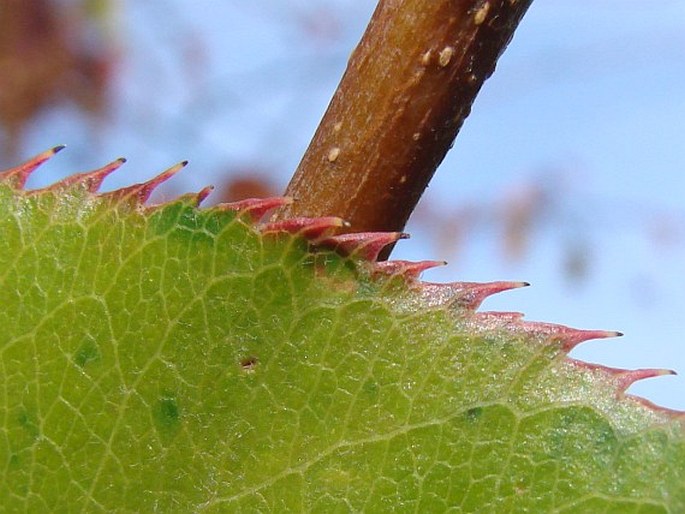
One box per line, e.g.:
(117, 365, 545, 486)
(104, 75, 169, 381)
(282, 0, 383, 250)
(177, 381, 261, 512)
(138, 163, 185, 197)
(613, 368, 677, 404)
(51, 157, 128, 192)
(619, 367, 676, 388)
(570, 359, 682, 415)
(559, 328, 622, 352)
(421, 280, 529, 310)
(102, 160, 186, 204)
(1, 145, 66, 188)
(141, 161, 187, 190)
(88, 157, 127, 191)
(558, 327, 623, 352)
(318, 231, 407, 261)
(586, 363, 678, 390)
(195, 185, 214, 205)
(516, 323, 622, 352)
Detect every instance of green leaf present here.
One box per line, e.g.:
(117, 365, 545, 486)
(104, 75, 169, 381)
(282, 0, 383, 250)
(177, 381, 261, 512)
(1, 150, 684, 512)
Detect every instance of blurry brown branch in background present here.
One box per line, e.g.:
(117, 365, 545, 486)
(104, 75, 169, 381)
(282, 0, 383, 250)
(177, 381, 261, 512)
(216, 167, 278, 203)
(0, 0, 116, 161)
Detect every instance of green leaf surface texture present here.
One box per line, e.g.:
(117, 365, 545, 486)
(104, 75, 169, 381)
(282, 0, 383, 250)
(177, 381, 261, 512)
(1, 151, 684, 512)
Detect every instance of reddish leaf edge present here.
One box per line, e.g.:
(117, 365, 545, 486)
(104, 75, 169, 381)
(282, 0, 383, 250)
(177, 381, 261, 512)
(2, 147, 682, 420)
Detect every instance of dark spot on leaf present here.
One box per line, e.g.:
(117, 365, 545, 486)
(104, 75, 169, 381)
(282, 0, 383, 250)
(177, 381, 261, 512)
(465, 407, 483, 422)
(8, 454, 20, 469)
(240, 356, 258, 372)
(18, 410, 39, 439)
(74, 339, 100, 367)
(159, 397, 179, 424)
(153, 393, 181, 436)
(362, 379, 378, 395)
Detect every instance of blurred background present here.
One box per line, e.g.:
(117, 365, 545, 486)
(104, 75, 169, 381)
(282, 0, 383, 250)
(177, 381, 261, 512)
(2, 0, 684, 409)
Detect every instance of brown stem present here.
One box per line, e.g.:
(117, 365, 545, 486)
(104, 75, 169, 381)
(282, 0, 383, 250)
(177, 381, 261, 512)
(275, 0, 532, 257)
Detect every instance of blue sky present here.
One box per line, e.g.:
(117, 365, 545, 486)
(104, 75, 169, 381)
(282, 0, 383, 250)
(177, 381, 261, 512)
(19, 1, 685, 409)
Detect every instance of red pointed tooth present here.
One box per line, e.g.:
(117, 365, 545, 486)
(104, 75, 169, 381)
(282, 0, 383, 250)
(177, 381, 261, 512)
(561, 328, 622, 352)
(373, 260, 446, 280)
(569, 359, 683, 415)
(319, 232, 408, 261)
(195, 185, 214, 206)
(220, 197, 292, 221)
(519, 322, 622, 352)
(459, 281, 530, 310)
(104, 161, 187, 204)
(51, 157, 127, 192)
(568, 359, 674, 388)
(0, 145, 65, 188)
(418, 280, 528, 310)
(175, 185, 215, 207)
(261, 216, 347, 240)
(615, 368, 676, 393)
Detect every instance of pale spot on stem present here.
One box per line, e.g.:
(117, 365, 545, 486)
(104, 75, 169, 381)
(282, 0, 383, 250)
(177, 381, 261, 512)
(438, 46, 454, 67)
(474, 1, 490, 25)
(327, 147, 341, 163)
